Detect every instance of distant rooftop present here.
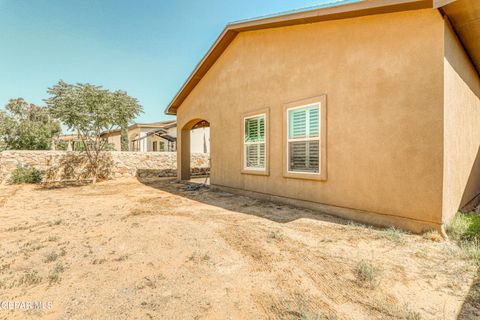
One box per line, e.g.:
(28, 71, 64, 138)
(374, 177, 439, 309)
(100, 120, 177, 136)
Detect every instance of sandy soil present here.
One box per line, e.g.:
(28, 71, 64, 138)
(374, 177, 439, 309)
(0, 178, 478, 319)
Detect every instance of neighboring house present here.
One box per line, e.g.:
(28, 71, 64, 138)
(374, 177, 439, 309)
(165, 0, 480, 234)
(54, 134, 83, 151)
(101, 121, 210, 153)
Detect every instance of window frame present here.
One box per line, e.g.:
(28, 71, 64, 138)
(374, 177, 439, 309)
(283, 95, 327, 181)
(241, 108, 270, 176)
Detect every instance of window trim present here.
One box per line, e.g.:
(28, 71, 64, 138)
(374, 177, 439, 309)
(241, 108, 270, 176)
(287, 103, 320, 175)
(283, 95, 327, 181)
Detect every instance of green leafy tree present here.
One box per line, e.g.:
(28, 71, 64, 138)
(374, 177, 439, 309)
(45, 81, 143, 183)
(0, 98, 61, 151)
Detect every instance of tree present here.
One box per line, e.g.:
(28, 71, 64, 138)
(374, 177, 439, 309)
(45, 81, 143, 183)
(0, 98, 61, 151)
(111, 91, 138, 151)
(121, 126, 129, 151)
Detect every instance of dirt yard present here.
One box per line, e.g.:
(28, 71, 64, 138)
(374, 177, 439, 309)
(0, 178, 478, 319)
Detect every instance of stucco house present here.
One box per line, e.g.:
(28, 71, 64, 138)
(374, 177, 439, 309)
(165, 0, 480, 234)
(101, 121, 210, 153)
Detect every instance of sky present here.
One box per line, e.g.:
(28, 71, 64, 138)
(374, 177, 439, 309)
(0, 0, 354, 123)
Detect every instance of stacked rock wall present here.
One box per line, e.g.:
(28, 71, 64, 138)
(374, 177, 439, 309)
(0, 151, 209, 184)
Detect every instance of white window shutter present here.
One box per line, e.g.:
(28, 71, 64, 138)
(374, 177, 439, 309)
(287, 104, 320, 173)
(244, 115, 266, 170)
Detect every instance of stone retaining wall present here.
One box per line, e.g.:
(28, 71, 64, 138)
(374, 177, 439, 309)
(0, 151, 209, 184)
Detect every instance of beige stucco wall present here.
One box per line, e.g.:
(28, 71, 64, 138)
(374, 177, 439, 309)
(442, 20, 480, 223)
(106, 132, 122, 151)
(177, 9, 446, 230)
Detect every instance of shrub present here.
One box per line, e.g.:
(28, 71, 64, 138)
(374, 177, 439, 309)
(447, 212, 480, 242)
(447, 212, 480, 265)
(55, 140, 69, 151)
(10, 165, 43, 184)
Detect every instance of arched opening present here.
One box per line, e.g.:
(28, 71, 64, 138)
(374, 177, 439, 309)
(179, 119, 210, 181)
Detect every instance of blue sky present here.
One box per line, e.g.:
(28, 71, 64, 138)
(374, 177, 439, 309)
(0, 0, 352, 123)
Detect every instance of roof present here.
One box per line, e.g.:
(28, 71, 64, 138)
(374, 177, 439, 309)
(100, 120, 177, 136)
(130, 128, 177, 143)
(165, 0, 479, 115)
(131, 120, 176, 129)
(57, 134, 81, 142)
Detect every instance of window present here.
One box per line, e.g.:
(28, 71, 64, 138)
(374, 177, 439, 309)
(243, 113, 266, 171)
(152, 141, 157, 152)
(160, 141, 165, 151)
(286, 101, 324, 178)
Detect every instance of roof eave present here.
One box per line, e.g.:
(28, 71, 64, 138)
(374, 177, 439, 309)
(164, 0, 451, 115)
(165, 27, 237, 115)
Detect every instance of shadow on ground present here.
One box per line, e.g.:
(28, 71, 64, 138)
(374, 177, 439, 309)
(39, 180, 93, 190)
(138, 177, 480, 319)
(458, 273, 480, 319)
(136, 177, 373, 229)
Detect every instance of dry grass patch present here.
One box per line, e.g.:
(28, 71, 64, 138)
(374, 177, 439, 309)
(92, 258, 107, 265)
(43, 251, 59, 263)
(267, 230, 284, 241)
(16, 270, 42, 287)
(47, 235, 59, 242)
(187, 252, 211, 263)
(48, 263, 64, 285)
(114, 254, 129, 262)
(377, 227, 406, 245)
(372, 299, 422, 320)
(48, 219, 63, 227)
(354, 260, 381, 289)
(422, 230, 443, 242)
